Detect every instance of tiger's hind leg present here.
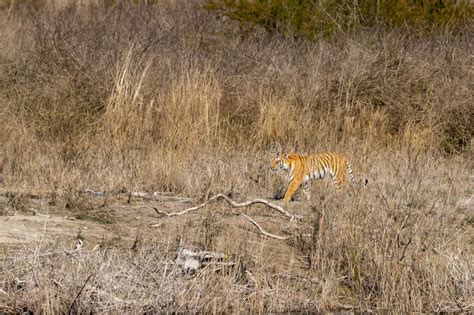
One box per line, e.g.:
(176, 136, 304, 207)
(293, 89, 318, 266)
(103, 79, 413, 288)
(330, 171, 344, 190)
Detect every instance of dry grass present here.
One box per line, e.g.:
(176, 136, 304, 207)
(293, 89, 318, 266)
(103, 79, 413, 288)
(0, 1, 473, 313)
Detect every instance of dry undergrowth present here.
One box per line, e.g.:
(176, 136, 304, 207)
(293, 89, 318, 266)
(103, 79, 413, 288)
(0, 1, 473, 313)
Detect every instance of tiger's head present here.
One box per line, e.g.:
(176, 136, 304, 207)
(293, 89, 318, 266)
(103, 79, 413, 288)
(270, 154, 293, 172)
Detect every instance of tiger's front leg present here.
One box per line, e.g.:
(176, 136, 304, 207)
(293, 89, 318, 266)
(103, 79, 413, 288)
(283, 176, 302, 203)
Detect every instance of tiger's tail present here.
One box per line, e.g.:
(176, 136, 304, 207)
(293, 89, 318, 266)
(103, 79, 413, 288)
(346, 162, 356, 185)
(346, 162, 368, 187)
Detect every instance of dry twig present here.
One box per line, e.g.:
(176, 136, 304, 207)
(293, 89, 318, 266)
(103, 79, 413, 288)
(68, 272, 95, 313)
(241, 213, 290, 240)
(152, 193, 301, 220)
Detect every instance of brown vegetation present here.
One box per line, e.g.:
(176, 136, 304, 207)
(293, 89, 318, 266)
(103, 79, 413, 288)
(0, 1, 472, 313)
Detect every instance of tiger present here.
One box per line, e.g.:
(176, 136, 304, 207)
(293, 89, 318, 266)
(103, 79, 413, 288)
(270, 152, 362, 203)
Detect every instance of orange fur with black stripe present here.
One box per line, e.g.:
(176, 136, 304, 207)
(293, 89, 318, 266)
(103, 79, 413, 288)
(270, 152, 356, 203)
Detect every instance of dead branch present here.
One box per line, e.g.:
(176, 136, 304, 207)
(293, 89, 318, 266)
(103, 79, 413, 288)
(30, 208, 49, 217)
(134, 192, 193, 203)
(68, 272, 95, 313)
(241, 213, 290, 240)
(84, 189, 193, 203)
(152, 193, 301, 220)
(245, 270, 258, 289)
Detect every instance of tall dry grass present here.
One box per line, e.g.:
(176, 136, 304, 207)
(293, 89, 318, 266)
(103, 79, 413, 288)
(0, 1, 472, 193)
(0, 1, 473, 313)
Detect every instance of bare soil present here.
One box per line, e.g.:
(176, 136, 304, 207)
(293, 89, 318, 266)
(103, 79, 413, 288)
(0, 192, 195, 248)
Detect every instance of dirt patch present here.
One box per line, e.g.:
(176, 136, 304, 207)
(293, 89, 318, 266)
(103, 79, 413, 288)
(0, 214, 111, 245)
(0, 191, 166, 250)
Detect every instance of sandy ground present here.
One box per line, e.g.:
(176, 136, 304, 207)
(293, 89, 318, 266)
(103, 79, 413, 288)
(1, 186, 473, 249)
(0, 191, 194, 252)
(0, 214, 107, 244)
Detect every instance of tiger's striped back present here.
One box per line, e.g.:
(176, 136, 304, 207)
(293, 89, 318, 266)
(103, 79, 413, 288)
(306, 153, 354, 188)
(271, 152, 357, 203)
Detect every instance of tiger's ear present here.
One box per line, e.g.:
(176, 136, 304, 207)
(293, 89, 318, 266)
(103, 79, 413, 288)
(286, 153, 297, 159)
(269, 142, 282, 156)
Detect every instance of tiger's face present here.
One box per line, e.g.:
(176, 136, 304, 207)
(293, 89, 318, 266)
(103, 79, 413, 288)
(271, 154, 290, 172)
